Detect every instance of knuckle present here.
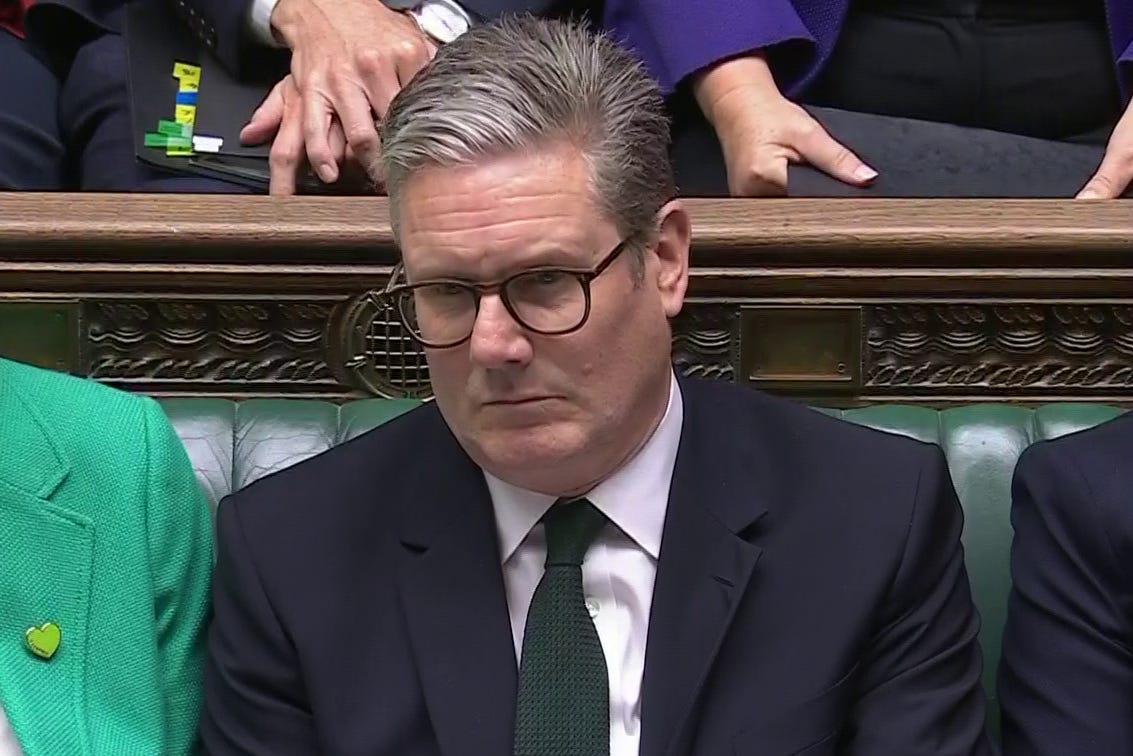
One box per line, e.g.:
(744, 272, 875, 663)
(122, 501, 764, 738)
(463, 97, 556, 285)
(347, 129, 379, 156)
(790, 119, 820, 143)
(354, 47, 389, 75)
(391, 37, 424, 62)
(830, 145, 855, 167)
(270, 141, 300, 169)
(306, 143, 331, 165)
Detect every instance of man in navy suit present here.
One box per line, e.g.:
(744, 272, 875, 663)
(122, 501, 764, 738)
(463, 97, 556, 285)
(201, 17, 994, 755)
(1000, 412, 1133, 755)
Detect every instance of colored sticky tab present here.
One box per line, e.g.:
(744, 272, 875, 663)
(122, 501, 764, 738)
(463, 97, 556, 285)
(166, 147, 194, 156)
(145, 133, 192, 149)
(192, 135, 224, 153)
(175, 91, 198, 106)
(173, 61, 201, 89)
(157, 120, 191, 137)
(174, 104, 196, 124)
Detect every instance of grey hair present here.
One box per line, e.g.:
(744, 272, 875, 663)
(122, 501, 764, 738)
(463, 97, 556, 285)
(376, 15, 675, 249)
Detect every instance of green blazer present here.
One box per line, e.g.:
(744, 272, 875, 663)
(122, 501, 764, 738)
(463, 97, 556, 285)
(0, 358, 212, 755)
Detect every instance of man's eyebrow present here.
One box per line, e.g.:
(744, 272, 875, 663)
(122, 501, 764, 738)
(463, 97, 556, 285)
(408, 247, 588, 281)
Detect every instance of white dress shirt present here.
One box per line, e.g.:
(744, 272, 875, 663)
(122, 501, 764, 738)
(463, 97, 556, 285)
(0, 702, 23, 756)
(485, 373, 683, 756)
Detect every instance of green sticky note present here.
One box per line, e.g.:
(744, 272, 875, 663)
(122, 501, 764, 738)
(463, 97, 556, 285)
(157, 120, 191, 138)
(144, 132, 192, 150)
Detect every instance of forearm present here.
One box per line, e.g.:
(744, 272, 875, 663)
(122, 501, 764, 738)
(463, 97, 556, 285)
(602, 0, 813, 94)
(692, 52, 779, 126)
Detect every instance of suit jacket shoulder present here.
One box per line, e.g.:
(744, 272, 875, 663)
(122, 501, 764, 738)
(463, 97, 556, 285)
(681, 377, 943, 500)
(1000, 411, 1133, 755)
(223, 400, 455, 526)
(1020, 411, 1133, 510)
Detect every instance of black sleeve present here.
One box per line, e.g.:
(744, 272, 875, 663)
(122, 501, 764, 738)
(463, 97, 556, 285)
(999, 440, 1133, 755)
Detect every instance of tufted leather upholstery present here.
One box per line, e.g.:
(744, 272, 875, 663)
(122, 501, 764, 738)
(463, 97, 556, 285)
(161, 397, 1127, 740)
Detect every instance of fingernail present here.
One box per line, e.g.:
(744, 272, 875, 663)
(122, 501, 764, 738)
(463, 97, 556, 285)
(317, 164, 337, 183)
(855, 165, 878, 181)
(1077, 189, 1102, 200)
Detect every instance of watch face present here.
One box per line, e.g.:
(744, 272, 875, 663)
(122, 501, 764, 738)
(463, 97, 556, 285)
(415, 2, 469, 44)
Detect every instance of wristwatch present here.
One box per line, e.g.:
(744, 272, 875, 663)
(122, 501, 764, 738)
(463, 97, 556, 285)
(407, 0, 472, 45)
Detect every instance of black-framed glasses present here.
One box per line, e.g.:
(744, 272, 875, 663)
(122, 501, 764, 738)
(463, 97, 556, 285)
(372, 238, 632, 349)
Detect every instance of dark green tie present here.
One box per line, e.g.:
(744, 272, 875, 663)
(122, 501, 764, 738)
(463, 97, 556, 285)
(513, 498, 610, 756)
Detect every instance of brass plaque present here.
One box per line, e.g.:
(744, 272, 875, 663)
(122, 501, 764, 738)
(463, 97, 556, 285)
(0, 301, 82, 374)
(740, 306, 862, 390)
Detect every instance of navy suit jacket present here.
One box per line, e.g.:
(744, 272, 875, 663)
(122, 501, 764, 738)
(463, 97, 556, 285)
(201, 378, 993, 755)
(605, 0, 1133, 97)
(1000, 412, 1133, 755)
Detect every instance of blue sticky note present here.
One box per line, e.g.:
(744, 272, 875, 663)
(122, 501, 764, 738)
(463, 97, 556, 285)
(175, 91, 198, 106)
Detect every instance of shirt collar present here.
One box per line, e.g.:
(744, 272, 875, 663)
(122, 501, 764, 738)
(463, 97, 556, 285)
(485, 371, 684, 564)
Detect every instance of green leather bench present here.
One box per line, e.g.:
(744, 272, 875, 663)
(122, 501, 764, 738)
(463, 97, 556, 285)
(160, 396, 1128, 741)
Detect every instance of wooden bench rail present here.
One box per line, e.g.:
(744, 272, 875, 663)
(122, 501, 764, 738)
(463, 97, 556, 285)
(2, 193, 1133, 404)
(2, 194, 1133, 259)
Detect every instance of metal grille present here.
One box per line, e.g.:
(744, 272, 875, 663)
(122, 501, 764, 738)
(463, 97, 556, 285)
(363, 304, 432, 398)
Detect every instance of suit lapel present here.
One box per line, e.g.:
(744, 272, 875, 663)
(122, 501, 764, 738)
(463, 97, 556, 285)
(638, 380, 769, 756)
(396, 414, 517, 756)
(0, 366, 93, 756)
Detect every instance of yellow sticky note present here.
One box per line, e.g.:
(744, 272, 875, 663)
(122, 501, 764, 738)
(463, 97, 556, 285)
(174, 104, 197, 124)
(173, 62, 201, 91)
(166, 147, 194, 157)
(173, 61, 201, 80)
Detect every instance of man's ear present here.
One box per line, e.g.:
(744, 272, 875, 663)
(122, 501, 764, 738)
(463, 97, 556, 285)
(651, 199, 690, 318)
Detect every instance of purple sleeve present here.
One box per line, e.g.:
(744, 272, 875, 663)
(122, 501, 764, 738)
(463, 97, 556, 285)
(1116, 45, 1133, 102)
(603, 0, 816, 94)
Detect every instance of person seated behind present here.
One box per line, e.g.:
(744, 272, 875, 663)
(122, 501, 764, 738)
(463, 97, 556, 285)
(175, 0, 598, 194)
(999, 411, 1133, 754)
(201, 17, 994, 755)
(607, 0, 1133, 198)
(0, 0, 241, 191)
(0, 357, 212, 754)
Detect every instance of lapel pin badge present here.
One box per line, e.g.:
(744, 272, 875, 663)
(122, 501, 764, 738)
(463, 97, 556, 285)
(25, 622, 61, 660)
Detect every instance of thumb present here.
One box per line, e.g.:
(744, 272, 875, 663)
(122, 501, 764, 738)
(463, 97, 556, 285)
(241, 80, 286, 145)
(1077, 160, 1125, 199)
(798, 126, 877, 186)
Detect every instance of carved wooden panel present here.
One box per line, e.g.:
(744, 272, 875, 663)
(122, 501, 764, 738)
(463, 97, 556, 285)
(671, 305, 737, 382)
(28, 298, 1133, 401)
(86, 300, 348, 395)
(865, 304, 1133, 392)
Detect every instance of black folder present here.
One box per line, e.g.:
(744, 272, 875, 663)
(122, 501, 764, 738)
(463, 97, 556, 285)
(124, 0, 334, 193)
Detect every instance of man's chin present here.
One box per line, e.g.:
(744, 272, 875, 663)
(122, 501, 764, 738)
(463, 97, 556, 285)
(473, 423, 587, 481)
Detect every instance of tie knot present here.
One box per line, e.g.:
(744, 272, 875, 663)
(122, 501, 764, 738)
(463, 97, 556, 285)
(543, 498, 606, 567)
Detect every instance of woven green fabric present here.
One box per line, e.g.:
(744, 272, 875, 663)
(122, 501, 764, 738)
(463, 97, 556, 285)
(514, 499, 609, 756)
(0, 358, 212, 755)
